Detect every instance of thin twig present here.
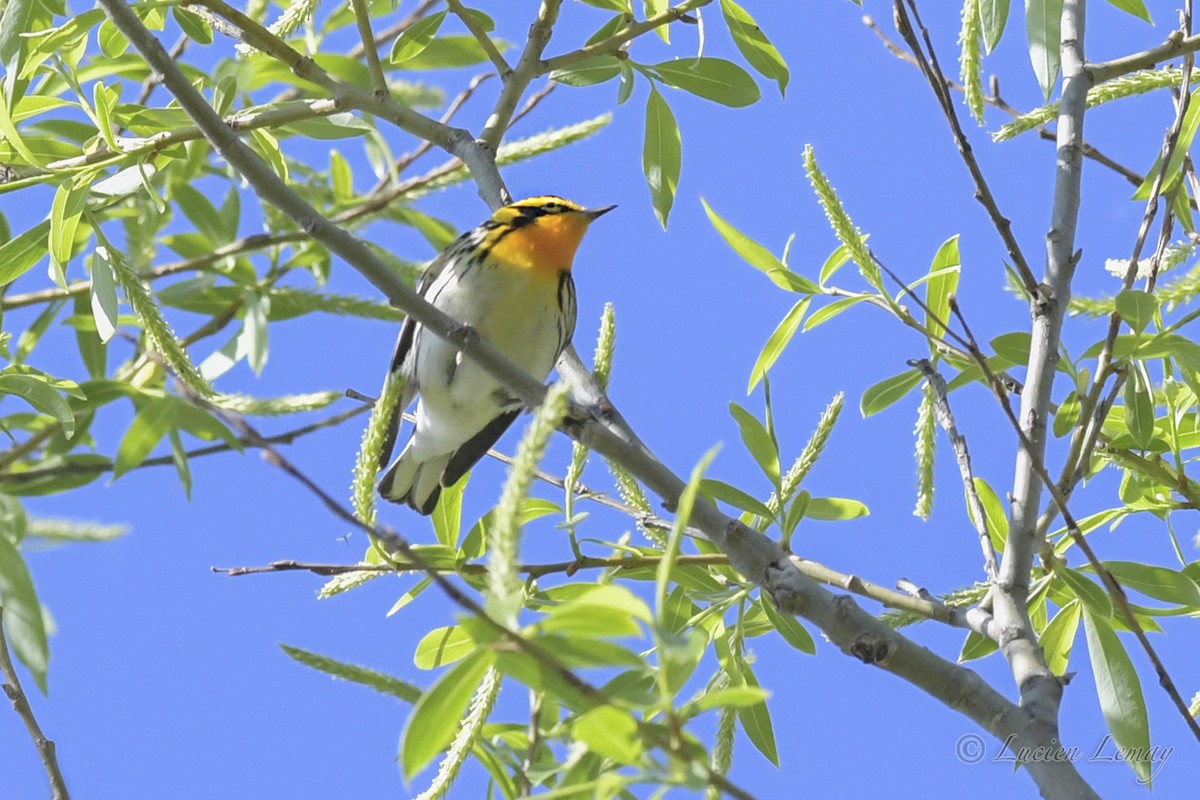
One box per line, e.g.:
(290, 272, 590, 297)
(1090, 28, 1200, 83)
(448, 0, 511, 76)
(348, 0, 440, 59)
(891, 0, 1039, 296)
(0, 607, 69, 800)
(909, 358, 1000, 583)
(349, 0, 388, 97)
(479, 0, 565, 155)
(0, 405, 369, 484)
(134, 35, 187, 108)
(862, 15, 1144, 187)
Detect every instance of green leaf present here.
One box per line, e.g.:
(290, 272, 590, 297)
(656, 446, 719, 623)
(97, 19, 127, 57)
(393, 35, 509, 71)
(400, 649, 494, 778)
(805, 497, 869, 521)
(0, 220, 49, 284)
(113, 396, 178, 478)
(172, 7, 212, 44)
(1123, 368, 1155, 449)
(729, 402, 780, 485)
(1053, 390, 1081, 438)
(645, 0, 670, 42)
(168, 430, 192, 500)
(959, 629, 999, 661)
(1055, 564, 1113, 618)
(693, 685, 771, 713)
(578, 0, 632, 10)
(0, 534, 48, 692)
(642, 86, 680, 228)
(651, 57, 761, 107)
(1105, 0, 1151, 23)
(924, 235, 960, 342)
(281, 644, 420, 703)
(1114, 289, 1157, 333)
(282, 114, 374, 141)
(980, 0, 1011, 52)
(0, 373, 75, 438)
(759, 594, 815, 653)
(1025, 0, 1063, 100)
(719, 0, 788, 96)
(0, 0, 40, 91)
(967, 477, 1008, 551)
(701, 199, 815, 293)
(860, 368, 922, 417)
(549, 55, 622, 87)
(804, 296, 867, 331)
(414, 625, 475, 670)
(389, 11, 446, 63)
(73, 293, 106, 380)
(571, 706, 643, 764)
(1100, 561, 1200, 606)
(747, 298, 810, 393)
(172, 182, 227, 246)
(1039, 600, 1080, 675)
(540, 584, 651, 639)
(90, 247, 119, 343)
(735, 659, 778, 766)
(49, 180, 86, 283)
(698, 478, 772, 521)
(1134, 94, 1200, 200)
(990, 331, 1032, 364)
(431, 473, 467, 547)
(1082, 610, 1152, 785)
(240, 292, 270, 376)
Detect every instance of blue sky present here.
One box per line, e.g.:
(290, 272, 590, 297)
(2, 1, 1198, 797)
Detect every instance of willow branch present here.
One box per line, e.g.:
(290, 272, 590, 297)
(479, 0, 564, 153)
(542, 0, 712, 71)
(909, 359, 1000, 583)
(1089, 30, 1200, 83)
(0, 405, 368, 484)
(448, 0, 511, 76)
(0, 607, 69, 800)
(891, 1, 1038, 296)
(862, 14, 1144, 187)
(348, 0, 388, 97)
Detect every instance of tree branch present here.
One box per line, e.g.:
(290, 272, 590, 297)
(1089, 29, 1200, 83)
(0, 607, 69, 800)
(542, 0, 712, 72)
(448, 0, 511, 77)
(479, 0, 564, 153)
(909, 359, 1000, 583)
(891, 1, 1039, 296)
(348, 0, 388, 97)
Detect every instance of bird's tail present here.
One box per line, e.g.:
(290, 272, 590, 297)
(378, 442, 451, 515)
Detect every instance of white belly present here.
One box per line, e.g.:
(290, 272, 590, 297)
(409, 261, 568, 457)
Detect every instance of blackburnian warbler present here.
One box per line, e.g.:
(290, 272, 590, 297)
(378, 195, 614, 515)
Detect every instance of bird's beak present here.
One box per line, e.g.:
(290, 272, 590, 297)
(583, 204, 616, 221)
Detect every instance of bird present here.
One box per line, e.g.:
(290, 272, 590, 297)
(377, 195, 614, 515)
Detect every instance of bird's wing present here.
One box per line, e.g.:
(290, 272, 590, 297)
(377, 254, 448, 469)
(440, 408, 521, 489)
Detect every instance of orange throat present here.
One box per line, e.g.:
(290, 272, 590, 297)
(490, 214, 590, 277)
